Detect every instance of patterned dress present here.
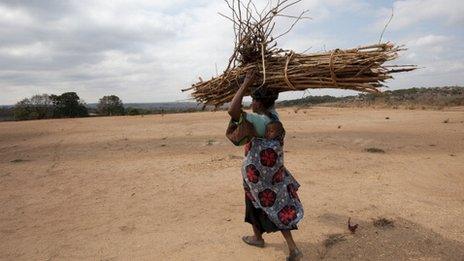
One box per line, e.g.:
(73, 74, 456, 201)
(242, 136, 304, 230)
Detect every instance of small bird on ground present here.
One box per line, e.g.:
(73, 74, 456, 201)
(348, 217, 358, 234)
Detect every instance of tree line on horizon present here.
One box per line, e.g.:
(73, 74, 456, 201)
(12, 92, 128, 121)
(2, 86, 463, 121)
(278, 86, 464, 108)
(1, 91, 207, 121)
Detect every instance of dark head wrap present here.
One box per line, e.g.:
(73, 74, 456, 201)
(251, 87, 279, 101)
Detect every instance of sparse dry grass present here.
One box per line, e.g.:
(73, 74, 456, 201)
(324, 234, 347, 248)
(365, 147, 386, 153)
(373, 217, 395, 228)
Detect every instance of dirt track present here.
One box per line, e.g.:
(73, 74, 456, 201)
(1, 107, 464, 260)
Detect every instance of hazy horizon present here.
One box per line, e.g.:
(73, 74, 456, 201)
(2, 85, 462, 107)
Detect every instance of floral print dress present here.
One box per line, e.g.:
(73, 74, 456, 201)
(242, 137, 304, 230)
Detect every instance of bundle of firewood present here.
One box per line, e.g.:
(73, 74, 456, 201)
(183, 0, 416, 107)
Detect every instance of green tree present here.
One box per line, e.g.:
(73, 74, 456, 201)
(14, 98, 33, 120)
(50, 92, 88, 118)
(14, 94, 54, 120)
(97, 95, 125, 116)
(0, 106, 15, 121)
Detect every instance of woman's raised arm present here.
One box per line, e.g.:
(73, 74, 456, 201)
(228, 70, 256, 121)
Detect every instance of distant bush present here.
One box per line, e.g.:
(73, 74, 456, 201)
(278, 95, 343, 107)
(14, 94, 54, 120)
(50, 92, 88, 118)
(126, 107, 141, 115)
(124, 107, 208, 116)
(97, 95, 125, 116)
(125, 107, 152, 115)
(0, 106, 14, 121)
(13, 92, 88, 121)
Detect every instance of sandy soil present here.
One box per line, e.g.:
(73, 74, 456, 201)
(1, 107, 463, 261)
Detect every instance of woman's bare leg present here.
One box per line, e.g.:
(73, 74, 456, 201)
(281, 230, 303, 260)
(281, 230, 302, 260)
(281, 230, 298, 252)
(252, 224, 264, 241)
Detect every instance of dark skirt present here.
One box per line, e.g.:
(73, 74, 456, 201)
(244, 196, 298, 233)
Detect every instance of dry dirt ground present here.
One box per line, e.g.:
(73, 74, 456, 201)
(1, 107, 463, 261)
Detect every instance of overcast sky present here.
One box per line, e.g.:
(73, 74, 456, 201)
(1, 0, 463, 105)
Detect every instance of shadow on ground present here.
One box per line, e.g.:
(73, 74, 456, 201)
(267, 213, 464, 260)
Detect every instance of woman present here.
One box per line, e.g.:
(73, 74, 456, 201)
(228, 70, 304, 261)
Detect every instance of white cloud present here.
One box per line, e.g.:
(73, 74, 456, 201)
(0, 3, 33, 25)
(375, 0, 464, 30)
(0, 0, 463, 104)
(0, 42, 51, 57)
(410, 34, 449, 47)
(400, 34, 451, 55)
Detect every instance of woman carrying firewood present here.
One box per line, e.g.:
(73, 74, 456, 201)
(227, 70, 304, 261)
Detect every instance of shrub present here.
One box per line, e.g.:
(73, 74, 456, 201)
(97, 95, 125, 116)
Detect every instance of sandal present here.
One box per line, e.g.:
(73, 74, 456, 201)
(286, 248, 303, 261)
(241, 235, 265, 248)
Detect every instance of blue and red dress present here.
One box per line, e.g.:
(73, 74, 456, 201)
(241, 111, 303, 233)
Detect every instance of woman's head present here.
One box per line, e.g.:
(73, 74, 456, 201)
(251, 88, 278, 113)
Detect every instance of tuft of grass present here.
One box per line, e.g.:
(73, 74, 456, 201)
(206, 139, 216, 146)
(373, 217, 394, 228)
(10, 159, 28, 163)
(364, 147, 385, 153)
(228, 154, 242, 160)
(323, 234, 346, 248)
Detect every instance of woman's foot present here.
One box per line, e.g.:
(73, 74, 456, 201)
(241, 235, 265, 248)
(286, 248, 303, 261)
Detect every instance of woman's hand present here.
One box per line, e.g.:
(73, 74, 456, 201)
(242, 69, 256, 88)
(228, 68, 256, 121)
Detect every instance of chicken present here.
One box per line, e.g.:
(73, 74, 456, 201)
(348, 217, 358, 234)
